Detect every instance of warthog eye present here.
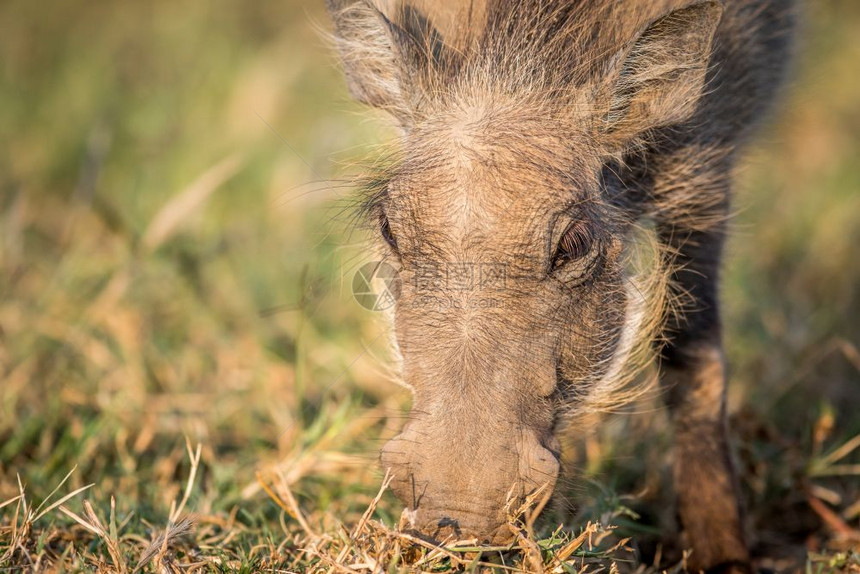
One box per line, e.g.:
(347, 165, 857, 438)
(380, 213, 397, 250)
(552, 220, 594, 271)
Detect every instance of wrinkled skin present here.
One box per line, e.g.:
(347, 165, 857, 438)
(327, 0, 795, 570)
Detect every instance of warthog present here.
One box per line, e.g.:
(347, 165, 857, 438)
(327, 0, 796, 571)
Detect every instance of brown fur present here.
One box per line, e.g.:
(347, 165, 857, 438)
(326, 1, 796, 571)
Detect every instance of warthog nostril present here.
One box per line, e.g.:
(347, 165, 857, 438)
(430, 516, 462, 540)
(437, 516, 459, 529)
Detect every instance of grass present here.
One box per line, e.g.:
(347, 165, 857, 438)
(1, 0, 859, 571)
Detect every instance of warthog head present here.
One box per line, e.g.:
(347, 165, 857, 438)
(328, 0, 722, 543)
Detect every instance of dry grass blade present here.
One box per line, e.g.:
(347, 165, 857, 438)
(33, 483, 95, 522)
(514, 530, 544, 574)
(0, 476, 34, 567)
(812, 465, 860, 477)
(133, 515, 196, 573)
(84, 500, 128, 573)
(305, 549, 363, 573)
(393, 531, 484, 571)
(56, 501, 129, 572)
(274, 471, 317, 538)
(821, 433, 860, 467)
(32, 465, 79, 519)
(141, 153, 244, 252)
(132, 440, 201, 572)
(503, 484, 556, 574)
(0, 494, 22, 512)
(15, 475, 28, 517)
(350, 469, 392, 538)
(257, 471, 317, 538)
(169, 440, 202, 524)
(806, 494, 860, 540)
(845, 498, 860, 521)
(524, 483, 554, 536)
(58, 504, 102, 536)
(1, 490, 27, 566)
(552, 522, 599, 566)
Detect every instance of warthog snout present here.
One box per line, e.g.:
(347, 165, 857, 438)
(381, 415, 561, 543)
(375, 269, 589, 543)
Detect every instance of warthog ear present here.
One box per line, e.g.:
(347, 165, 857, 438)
(326, 0, 447, 126)
(604, 1, 724, 143)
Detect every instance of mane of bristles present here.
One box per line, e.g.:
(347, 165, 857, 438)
(328, 0, 703, 125)
(561, 222, 676, 422)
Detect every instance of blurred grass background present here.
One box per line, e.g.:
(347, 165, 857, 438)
(0, 0, 858, 570)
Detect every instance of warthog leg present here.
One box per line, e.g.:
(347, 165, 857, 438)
(656, 163, 750, 573)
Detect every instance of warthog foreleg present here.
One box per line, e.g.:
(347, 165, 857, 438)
(657, 177, 749, 573)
